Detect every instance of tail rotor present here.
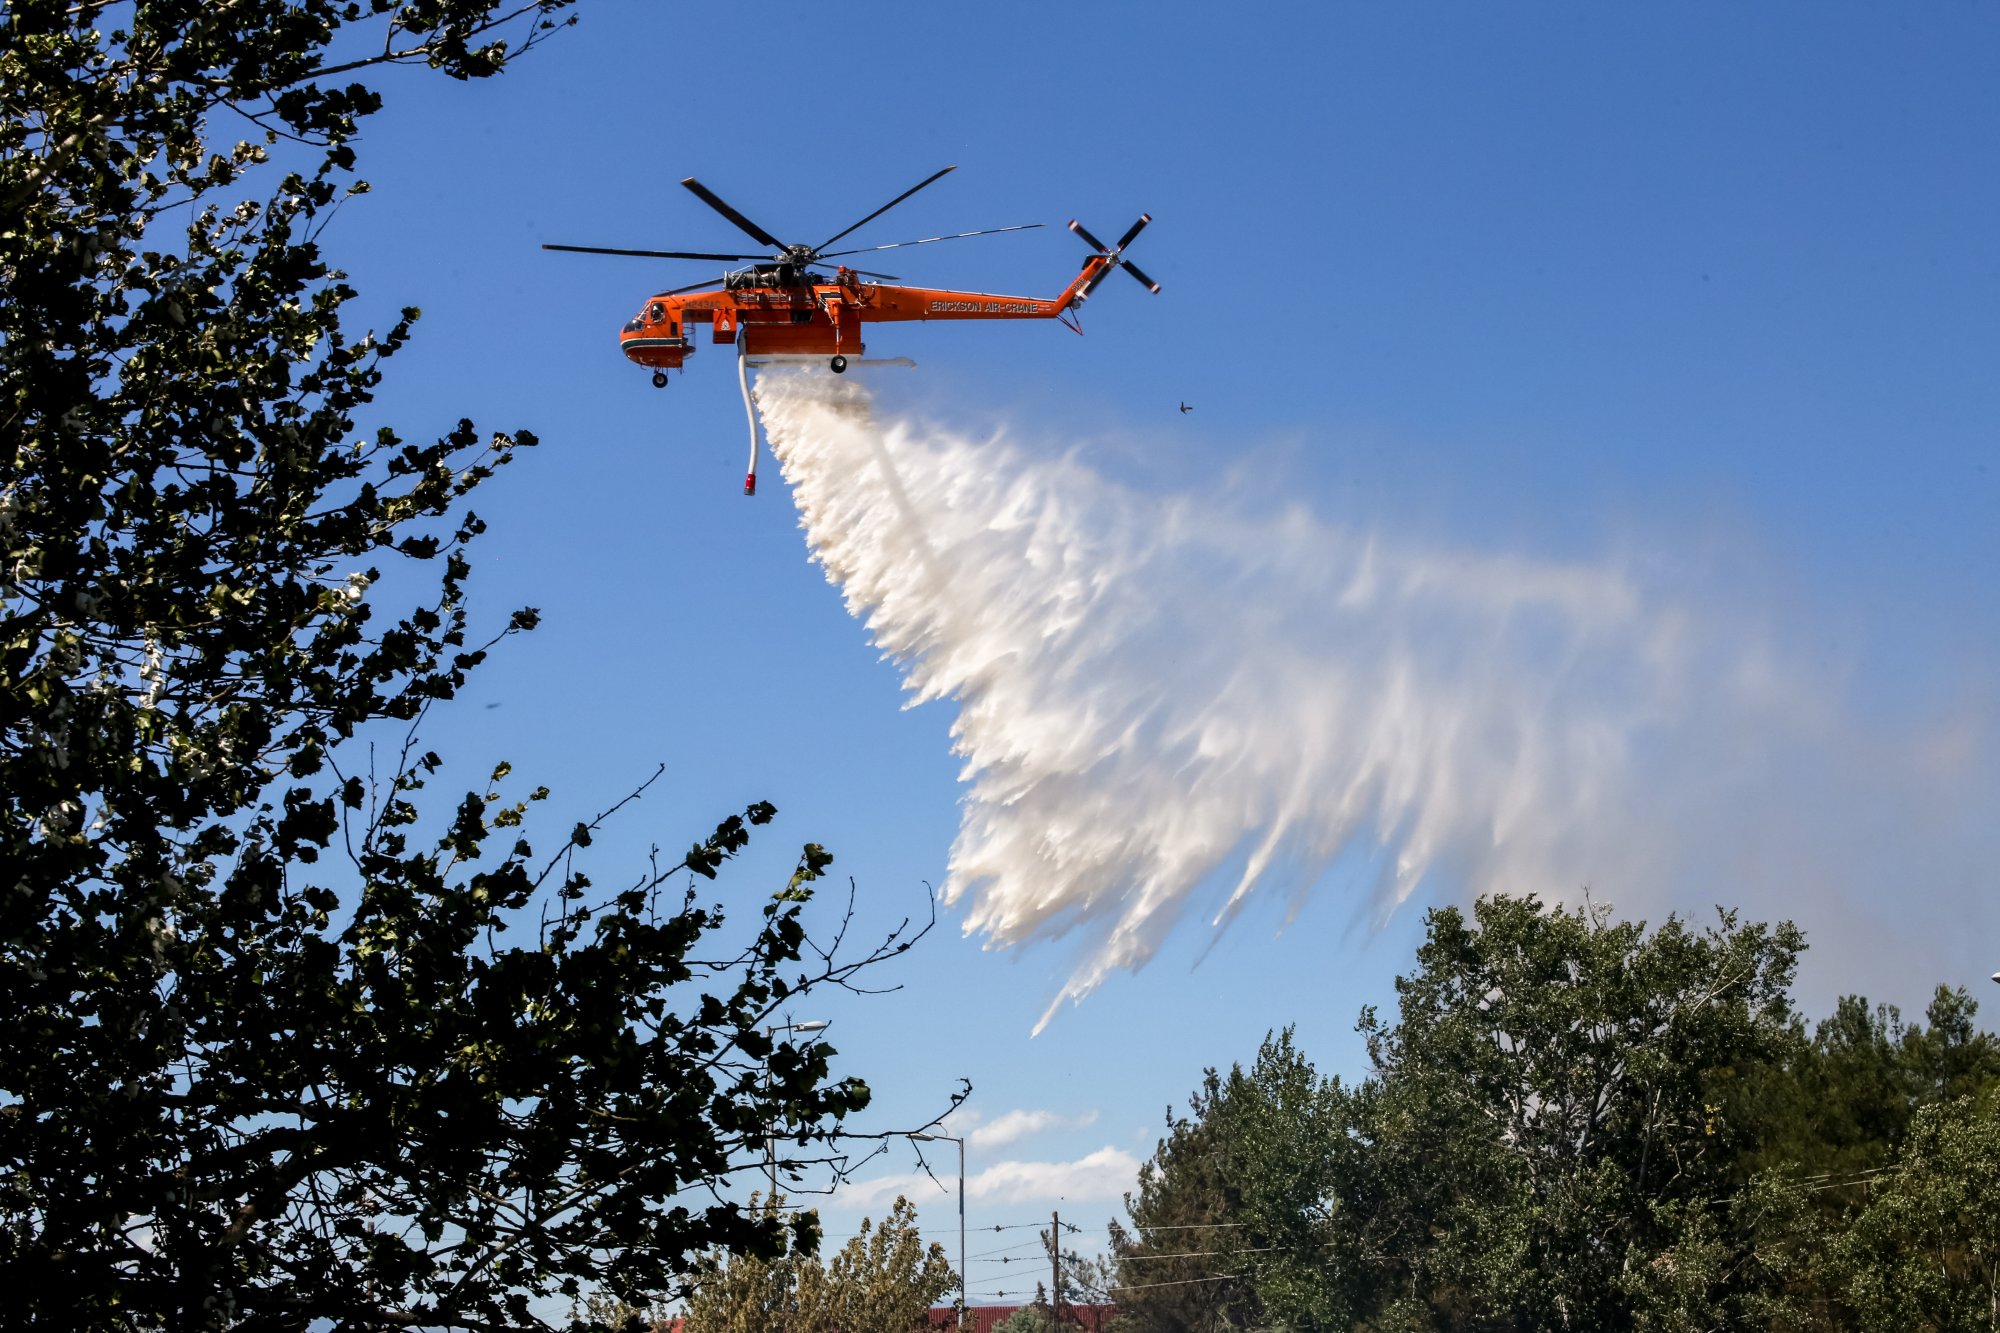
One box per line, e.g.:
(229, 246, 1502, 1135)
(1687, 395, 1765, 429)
(1070, 213, 1160, 302)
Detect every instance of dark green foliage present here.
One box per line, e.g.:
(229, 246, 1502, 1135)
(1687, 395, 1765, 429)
(1115, 896, 2000, 1332)
(1737, 991, 2000, 1331)
(1748, 987, 2000, 1205)
(1110, 1069, 1264, 1333)
(1331, 896, 1806, 1331)
(1, 4, 918, 1328)
(1825, 1093, 2000, 1332)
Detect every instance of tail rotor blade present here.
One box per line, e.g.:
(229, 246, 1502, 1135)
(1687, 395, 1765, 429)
(1072, 214, 1160, 297)
(1119, 259, 1161, 294)
(1069, 219, 1113, 253)
(682, 177, 786, 251)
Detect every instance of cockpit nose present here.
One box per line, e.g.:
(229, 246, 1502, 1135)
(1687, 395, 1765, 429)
(619, 295, 693, 370)
(623, 298, 670, 334)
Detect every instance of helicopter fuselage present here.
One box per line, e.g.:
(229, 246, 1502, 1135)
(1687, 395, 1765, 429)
(617, 260, 1106, 370)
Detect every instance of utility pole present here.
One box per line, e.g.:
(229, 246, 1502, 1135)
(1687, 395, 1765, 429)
(1050, 1209, 1062, 1331)
(910, 1132, 965, 1333)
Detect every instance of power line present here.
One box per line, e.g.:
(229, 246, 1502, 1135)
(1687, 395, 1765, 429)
(1107, 1274, 1244, 1294)
(816, 1228, 980, 1241)
(816, 1218, 1059, 1245)
(1117, 1221, 1247, 1231)
(967, 1239, 1048, 1261)
(1113, 1246, 1287, 1261)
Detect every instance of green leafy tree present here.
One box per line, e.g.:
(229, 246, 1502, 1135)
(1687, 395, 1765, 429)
(992, 1283, 1053, 1333)
(1248, 895, 1806, 1331)
(1738, 990, 2000, 1331)
(0, 3, 932, 1328)
(1123, 899, 2000, 1332)
(1741, 1088, 2000, 1333)
(1826, 1094, 2000, 1331)
(1747, 987, 2000, 1211)
(822, 1196, 962, 1333)
(678, 1195, 809, 1333)
(575, 1288, 676, 1333)
(1109, 1069, 1264, 1333)
(681, 1195, 958, 1333)
(1216, 1030, 1357, 1332)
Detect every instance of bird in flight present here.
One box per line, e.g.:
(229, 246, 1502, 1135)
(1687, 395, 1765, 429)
(1178, 401, 1193, 414)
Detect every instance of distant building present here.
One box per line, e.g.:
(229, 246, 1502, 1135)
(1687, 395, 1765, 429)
(658, 1305, 1118, 1333)
(923, 1305, 1118, 1333)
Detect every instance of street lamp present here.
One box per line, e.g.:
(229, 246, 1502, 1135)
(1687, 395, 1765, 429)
(766, 1020, 830, 1200)
(910, 1132, 966, 1333)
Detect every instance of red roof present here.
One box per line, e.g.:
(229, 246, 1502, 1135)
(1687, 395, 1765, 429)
(924, 1305, 1118, 1333)
(655, 1303, 1117, 1333)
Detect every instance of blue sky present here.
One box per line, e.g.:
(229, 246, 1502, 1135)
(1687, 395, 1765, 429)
(324, 1, 1996, 1297)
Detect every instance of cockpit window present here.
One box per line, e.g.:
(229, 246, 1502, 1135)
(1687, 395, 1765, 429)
(648, 302, 666, 323)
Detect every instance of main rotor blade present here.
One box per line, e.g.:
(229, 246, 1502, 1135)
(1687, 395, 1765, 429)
(1068, 219, 1112, 253)
(818, 165, 957, 251)
(1113, 213, 1152, 252)
(843, 268, 901, 281)
(653, 276, 731, 297)
(821, 223, 1042, 258)
(543, 243, 763, 261)
(1120, 259, 1162, 294)
(681, 178, 787, 251)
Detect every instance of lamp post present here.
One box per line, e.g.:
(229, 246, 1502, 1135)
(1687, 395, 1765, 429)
(910, 1131, 966, 1333)
(765, 1020, 829, 1200)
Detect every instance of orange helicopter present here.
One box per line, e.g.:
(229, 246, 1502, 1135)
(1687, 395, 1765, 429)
(545, 167, 1157, 493)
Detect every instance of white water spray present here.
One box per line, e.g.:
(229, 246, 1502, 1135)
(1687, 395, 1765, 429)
(754, 370, 1996, 1030)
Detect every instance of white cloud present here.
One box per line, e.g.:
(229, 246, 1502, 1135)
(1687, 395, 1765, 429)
(967, 1146, 1139, 1205)
(837, 1169, 956, 1213)
(840, 1146, 1141, 1213)
(956, 1107, 1101, 1150)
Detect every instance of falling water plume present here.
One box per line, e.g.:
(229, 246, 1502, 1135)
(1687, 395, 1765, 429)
(751, 369, 1998, 1032)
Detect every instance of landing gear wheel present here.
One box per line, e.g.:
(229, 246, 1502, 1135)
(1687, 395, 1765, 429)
(829, 355, 848, 374)
(651, 370, 669, 388)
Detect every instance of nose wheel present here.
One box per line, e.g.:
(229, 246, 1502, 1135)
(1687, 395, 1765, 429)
(651, 370, 669, 388)
(829, 355, 847, 374)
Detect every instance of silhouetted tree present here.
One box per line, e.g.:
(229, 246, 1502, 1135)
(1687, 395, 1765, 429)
(1, 3, 929, 1327)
